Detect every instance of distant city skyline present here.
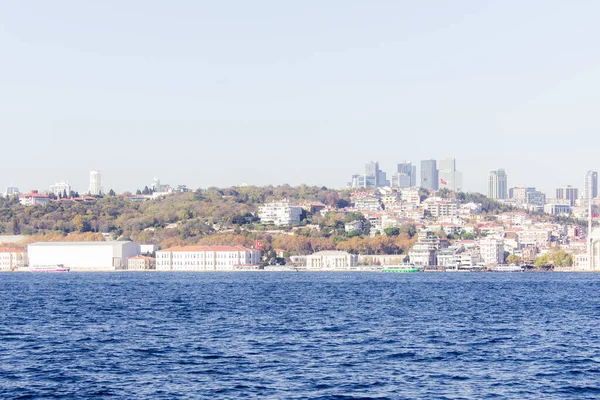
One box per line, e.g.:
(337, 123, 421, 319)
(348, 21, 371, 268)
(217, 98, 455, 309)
(4, 162, 600, 200)
(2, 2, 600, 195)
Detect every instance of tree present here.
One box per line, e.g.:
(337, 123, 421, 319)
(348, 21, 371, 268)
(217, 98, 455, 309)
(506, 254, 522, 265)
(384, 227, 400, 237)
(10, 217, 20, 235)
(418, 187, 430, 202)
(108, 189, 116, 196)
(73, 215, 92, 233)
(552, 250, 573, 267)
(534, 254, 550, 268)
(399, 223, 417, 238)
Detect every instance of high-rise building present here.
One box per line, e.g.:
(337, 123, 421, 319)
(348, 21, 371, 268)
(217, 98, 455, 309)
(349, 161, 389, 188)
(4, 186, 19, 198)
(509, 187, 534, 203)
(488, 169, 508, 200)
(88, 170, 102, 195)
(50, 181, 72, 197)
(421, 160, 438, 190)
(584, 170, 598, 205)
(392, 161, 417, 188)
(438, 158, 462, 191)
(556, 185, 579, 207)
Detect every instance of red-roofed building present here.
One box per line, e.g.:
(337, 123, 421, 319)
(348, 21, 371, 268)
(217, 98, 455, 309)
(156, 245, 261, 271)
(19, 190, 50, 206)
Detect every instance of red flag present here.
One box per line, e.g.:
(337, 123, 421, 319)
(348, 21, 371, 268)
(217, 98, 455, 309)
(255, 240, 264, 250)
(440, 179, 447, 185)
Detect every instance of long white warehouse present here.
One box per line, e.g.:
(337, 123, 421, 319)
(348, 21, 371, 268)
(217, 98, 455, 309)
(28, 241, 140, 271)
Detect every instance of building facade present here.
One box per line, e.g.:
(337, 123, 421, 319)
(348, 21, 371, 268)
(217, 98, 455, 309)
(88, 170, 102, 195)
(438, 158, 462, 192)
(392, 161, 417, 188)
(28, 241, 140, 270)
(584, 170, 598, 206)
(0, 248, 27, 271)
(488, 169, 508, 200)
(556, 186, 579, 207)
(305, 251, 358, 270)
(127, 255, 156, 270)
(5, 186, 20, 198)
(421, 159, 438, 191)
(19, 190, 50, 206)
(478, 237, 505, 265)
(258, 200, 303, 226)
(155, 246, 261, 271)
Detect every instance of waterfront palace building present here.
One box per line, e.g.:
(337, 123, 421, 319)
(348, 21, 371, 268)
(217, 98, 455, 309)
(156, 245, 261, 271)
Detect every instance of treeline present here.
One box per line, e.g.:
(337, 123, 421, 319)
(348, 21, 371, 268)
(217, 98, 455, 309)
(0, 186, 354, 252)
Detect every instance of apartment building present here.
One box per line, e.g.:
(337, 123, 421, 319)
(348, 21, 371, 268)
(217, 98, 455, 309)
(478, 237, 505, 265)
(258, 200, 303, 226)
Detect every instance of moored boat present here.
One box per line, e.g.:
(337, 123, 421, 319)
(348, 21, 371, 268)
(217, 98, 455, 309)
(30, 264, 70, 273)
(382, 265, 420, 273)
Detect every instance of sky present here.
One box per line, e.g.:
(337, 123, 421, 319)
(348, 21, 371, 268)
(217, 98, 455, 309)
(2, 1, 600, 195)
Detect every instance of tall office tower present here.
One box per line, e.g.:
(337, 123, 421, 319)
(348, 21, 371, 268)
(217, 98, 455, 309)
(584, 170, 598, 205)
(488, 169, 508, 199)
(88, 170, 102, 195)
(556, 185, 579, 207)
(393, 161, 417, 188)
(350, 161, 388, 188)
(420, 160, 438, 190)
(438, 158, 462, 191)
(365, 161, 380, 187)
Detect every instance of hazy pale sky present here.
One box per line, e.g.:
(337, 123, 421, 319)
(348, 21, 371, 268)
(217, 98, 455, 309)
(2, 1, 600, 195)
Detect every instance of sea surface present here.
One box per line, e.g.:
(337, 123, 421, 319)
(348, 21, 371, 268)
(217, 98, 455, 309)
(1, 272, 599, 399)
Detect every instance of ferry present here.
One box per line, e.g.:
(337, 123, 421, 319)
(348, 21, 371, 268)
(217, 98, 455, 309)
(30, 264, 70, 273)
(382, 265, 420, 273)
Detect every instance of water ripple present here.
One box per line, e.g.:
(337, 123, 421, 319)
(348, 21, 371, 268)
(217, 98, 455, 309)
(1, 272, 599, 399)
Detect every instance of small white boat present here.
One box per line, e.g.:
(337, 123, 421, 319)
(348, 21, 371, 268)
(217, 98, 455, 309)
(30, 264, 70, 273)
(491, 265, 523, 272)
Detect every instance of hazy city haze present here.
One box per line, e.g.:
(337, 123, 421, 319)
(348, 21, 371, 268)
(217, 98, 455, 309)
(2, 1, 600, 194)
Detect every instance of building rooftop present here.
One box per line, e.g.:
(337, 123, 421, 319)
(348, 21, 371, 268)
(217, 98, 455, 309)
(0, 248, 26, 253)
(161, 245, 255, 252)
(28, 241, 133, 246)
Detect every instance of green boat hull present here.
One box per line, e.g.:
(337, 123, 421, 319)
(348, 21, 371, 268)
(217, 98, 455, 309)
(382, 268, 420, 273)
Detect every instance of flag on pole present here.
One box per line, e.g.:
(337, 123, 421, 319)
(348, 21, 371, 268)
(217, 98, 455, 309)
(440, 179, 447, 185)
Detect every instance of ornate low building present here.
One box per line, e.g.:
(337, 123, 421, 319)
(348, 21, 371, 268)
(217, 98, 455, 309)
(305, 251, 358, 270)
(156, 246, 261, 271)
(127, 255, 156, 270)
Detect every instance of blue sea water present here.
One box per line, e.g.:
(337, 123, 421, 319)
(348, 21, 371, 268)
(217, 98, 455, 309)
(1, 272, 599, 399)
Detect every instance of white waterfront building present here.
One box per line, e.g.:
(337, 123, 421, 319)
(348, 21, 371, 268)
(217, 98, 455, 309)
(305, 250, 358, 270)
(258, 200, 303, 226)
(28, 241, 140, 271)
(155, 246, 262, 271)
